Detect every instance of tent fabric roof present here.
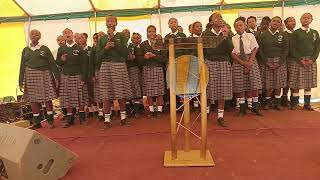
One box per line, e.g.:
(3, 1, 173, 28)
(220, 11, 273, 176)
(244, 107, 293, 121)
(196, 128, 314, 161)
(0, 0, 319, 22)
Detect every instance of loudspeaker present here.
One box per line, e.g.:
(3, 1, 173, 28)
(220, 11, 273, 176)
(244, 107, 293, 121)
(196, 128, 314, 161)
(0, 123, 78, 180)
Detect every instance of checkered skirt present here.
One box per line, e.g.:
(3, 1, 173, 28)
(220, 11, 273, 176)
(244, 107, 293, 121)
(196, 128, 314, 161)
(288, 56, 317, 89)
(232, 57, 262, 93)
(205, 60, 233, 101)
(86, 80, 94, 104)
(93, 71, 101, 102)
(128, 66, 142, 99)
(59, 74, 85, 108)
(262, 57, 287, 90)
(99, 62, 132, 100)
(23, 67, 57, 103)
(142, 66, 165, 97)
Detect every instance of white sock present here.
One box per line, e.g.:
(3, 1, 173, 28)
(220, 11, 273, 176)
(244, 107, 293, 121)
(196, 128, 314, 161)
(158, 106, 163, 112)
(134, 101, 141, 104)
(275, 95, 281, 99)
(149, 106, 154, 112)
(247, 98, 252, 108)
(104, 114, 111, 122)
(193, 101, 199, 107)
(239, 97, 245, 104)
(67, 113, 73, 116)
(236, 98, 240, 108)
(47, 111, 53, 115)
(253, 96, 259, 103)
(304, 91, 311, 96)
(33, 113, 39, 117)
(218, 109, 224, 118)
(120, 111, 126, 120)
(206, 106, 210, 114)
(98, 109, 103, 116)
(266, 97, 271, 100)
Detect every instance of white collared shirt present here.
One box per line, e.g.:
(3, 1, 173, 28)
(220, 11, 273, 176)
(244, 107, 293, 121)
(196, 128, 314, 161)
(249, 27, 258, 33)
(285, 29, 294, 34)
(170, 30, 178, 36)
(268, 29, 279, 35)
(211, 28, 222, 36)
(148, 39, 155, 46)
(191, 33, 202, 37)
(301, 26, 310, 33)
(67, 42, 76, 47)
(232, 32, 259, 55)
(83, 45, 88, 50)
(29, 43, 42, 51)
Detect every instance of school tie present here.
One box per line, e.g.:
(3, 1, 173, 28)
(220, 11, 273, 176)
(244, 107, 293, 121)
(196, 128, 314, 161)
(239, 35, 246, 60)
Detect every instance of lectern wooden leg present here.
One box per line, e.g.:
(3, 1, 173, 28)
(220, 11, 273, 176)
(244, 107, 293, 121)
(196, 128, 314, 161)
(184, 97, 190, 152)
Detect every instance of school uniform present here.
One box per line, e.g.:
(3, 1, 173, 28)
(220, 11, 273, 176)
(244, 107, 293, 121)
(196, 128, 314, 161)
(83, 46, 93, 106)
(232, 32, 262, 93)
(232, 32, 262, 115)
(202, 29, 233, 126)
(258, 29, 289, 91)
(289, 27, 320, 108)
(56, 42, 87, 125)
(96, 32, 132, 101)
(202, 29, 234, 102)
(127, 43, 143, 99)
(19, 44, 60, 127)
(139, 39, 166, 97)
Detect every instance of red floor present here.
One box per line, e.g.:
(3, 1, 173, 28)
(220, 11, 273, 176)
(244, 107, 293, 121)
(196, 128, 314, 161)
(37, 108, 320, 180)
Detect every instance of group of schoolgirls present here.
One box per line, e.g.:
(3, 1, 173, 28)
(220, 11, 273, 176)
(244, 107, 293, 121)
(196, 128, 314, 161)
(19, 12, 319, 129)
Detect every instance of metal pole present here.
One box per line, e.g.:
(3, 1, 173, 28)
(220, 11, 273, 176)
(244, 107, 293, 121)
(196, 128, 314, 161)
(27, 17, 31, 46)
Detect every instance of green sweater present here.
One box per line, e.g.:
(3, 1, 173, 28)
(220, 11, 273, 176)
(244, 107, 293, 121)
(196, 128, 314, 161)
(258, 30, 289, 64)
(165, 32, 187, 58)
(88, 45, 97, 79)
(201, 30, 233, 61)
(56, 43, 87, 81)
(83, 46, 92, 81)
(292, 28, 320, 62)
(285, 31, 295, 59)
(126, 43, 144, 68)
(139, 40, 167, 67)
(19, 45, 60, 86)
(96, 32, 128, 63)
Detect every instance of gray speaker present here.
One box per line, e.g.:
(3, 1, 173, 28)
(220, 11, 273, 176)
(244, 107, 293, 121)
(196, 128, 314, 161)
(0, 123, 78, 180)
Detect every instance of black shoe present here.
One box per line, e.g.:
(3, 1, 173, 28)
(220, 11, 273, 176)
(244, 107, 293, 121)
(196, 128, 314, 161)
(239, 103, 247, 117)
(281, 96, 289, 107)
(120, 119, 130, 126)
(101, 122, 111, 129)
(94, 111, 99, 117)
(62, 115, 74, 128)
(303, 104, 314, 111)
(217, 117, 227, 127)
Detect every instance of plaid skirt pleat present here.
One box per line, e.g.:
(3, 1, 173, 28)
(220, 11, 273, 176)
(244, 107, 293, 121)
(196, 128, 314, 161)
(93, 71, 101, 102)
(263, 57, 287, 90)
(232, 58, 262, 93)
(142, 66, 165, 97)
(82, 82, 89, 106)
(288, 56, 317, 89)
(24, 67, 57, 103)
(128, 66, 142, 99)
(99, 62, 132, 100)
(87, 80, 94, 104)
(259, 63, 266, 91)
(205, 60, 233, 101)
(59, 74, 84, 108)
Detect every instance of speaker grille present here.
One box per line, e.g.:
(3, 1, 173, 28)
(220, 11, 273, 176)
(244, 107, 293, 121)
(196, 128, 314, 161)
(0, 159, 8, 179)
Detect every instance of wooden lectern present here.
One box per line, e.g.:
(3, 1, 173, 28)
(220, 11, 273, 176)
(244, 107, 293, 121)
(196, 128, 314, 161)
(154, 36, 225, 167)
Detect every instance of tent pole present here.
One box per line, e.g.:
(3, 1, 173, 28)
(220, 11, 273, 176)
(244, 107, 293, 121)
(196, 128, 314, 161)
(27, 17, 31, 46)
(94, 11, 97, 33)
(281, 0, 285, 20)
(157, 0, 162, 36)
